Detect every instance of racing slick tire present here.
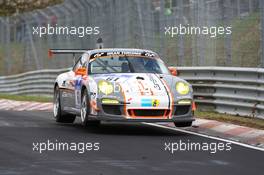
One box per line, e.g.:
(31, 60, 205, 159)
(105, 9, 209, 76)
(53, 86, 76, 123)
(174, 122, 192, 127)
(81, 89, 100, 126)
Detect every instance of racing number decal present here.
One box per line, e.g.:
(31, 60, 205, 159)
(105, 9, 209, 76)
(149, 75, 161, 90)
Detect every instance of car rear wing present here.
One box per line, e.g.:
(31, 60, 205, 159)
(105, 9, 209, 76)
(48, 38, 103, 59)
(48, 49, 89, 64)
(48, 49, 88, 58)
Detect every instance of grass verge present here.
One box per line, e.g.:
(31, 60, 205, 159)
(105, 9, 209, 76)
(0, 93, 52, 103)
(195, 111, 264, 130)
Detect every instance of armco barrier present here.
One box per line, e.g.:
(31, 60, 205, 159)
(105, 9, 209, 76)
(0, 68, 69, 96)
(0, 67, 263, 119)
(176, 67, 264, 119)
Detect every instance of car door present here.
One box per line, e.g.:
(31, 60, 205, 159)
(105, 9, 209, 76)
(60, 56, 83, 111)
(71, 54, 89, 110)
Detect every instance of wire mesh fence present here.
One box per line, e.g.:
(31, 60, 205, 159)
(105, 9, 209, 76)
(0, 0, 263, 75)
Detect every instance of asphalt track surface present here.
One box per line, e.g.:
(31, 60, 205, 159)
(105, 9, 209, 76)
(0, 110, 263, 175)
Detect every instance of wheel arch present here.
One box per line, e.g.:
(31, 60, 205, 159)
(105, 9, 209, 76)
(81, 84, 91, 102)
(54, 82, 59, 90)
(81, 84, 88, 94)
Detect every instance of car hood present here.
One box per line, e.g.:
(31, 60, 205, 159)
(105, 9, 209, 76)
(90, 73, 191, 98)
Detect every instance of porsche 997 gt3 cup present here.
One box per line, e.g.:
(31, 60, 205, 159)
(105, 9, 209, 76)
(51, 48, 195, 127)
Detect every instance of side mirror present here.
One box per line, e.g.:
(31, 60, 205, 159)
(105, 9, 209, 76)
(75, 67, 87, 76)
(168, 67, 177, 76)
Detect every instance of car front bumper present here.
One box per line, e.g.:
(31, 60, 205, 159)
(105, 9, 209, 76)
(89, 102, 195, 123)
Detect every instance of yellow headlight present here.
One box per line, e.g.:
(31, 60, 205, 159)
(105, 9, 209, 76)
(176, 82, 190, 95)
(98, 80, 114, 95)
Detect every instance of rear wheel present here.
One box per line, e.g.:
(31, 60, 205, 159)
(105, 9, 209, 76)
(53, 86, 76, 123)
(80, 89, 100, 126)
(174, 122, 192, 127)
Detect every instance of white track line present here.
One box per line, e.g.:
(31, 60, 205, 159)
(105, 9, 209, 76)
(144, 123, 264, 152)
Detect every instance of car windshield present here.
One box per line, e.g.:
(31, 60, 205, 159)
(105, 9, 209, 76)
(88, 56, 170, 74)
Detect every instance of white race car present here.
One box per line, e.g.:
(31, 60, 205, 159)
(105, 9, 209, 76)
(51, 48, 195, 127)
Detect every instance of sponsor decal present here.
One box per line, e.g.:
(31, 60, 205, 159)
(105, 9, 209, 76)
(152, 99, 160, 107)
(75, 77, 82, 108)
(90, 51, 157, 59)
(141, 98, 160, 107)
(69, 80, 75, 87)
(90, 92, 96, 98)
(75, 77, 82, 90)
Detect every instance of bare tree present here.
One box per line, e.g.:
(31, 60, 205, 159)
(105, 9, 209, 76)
(0, 0, 63, 16)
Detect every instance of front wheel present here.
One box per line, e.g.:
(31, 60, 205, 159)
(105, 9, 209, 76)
(53, 86, 76, 123)
(174, 122, 192, 127)
(80, 90, 100, 126)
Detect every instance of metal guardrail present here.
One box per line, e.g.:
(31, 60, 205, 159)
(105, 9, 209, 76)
(176, 67, 264, 119)
(0, 67, 263, 119)
(0, 68, 69, 96)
